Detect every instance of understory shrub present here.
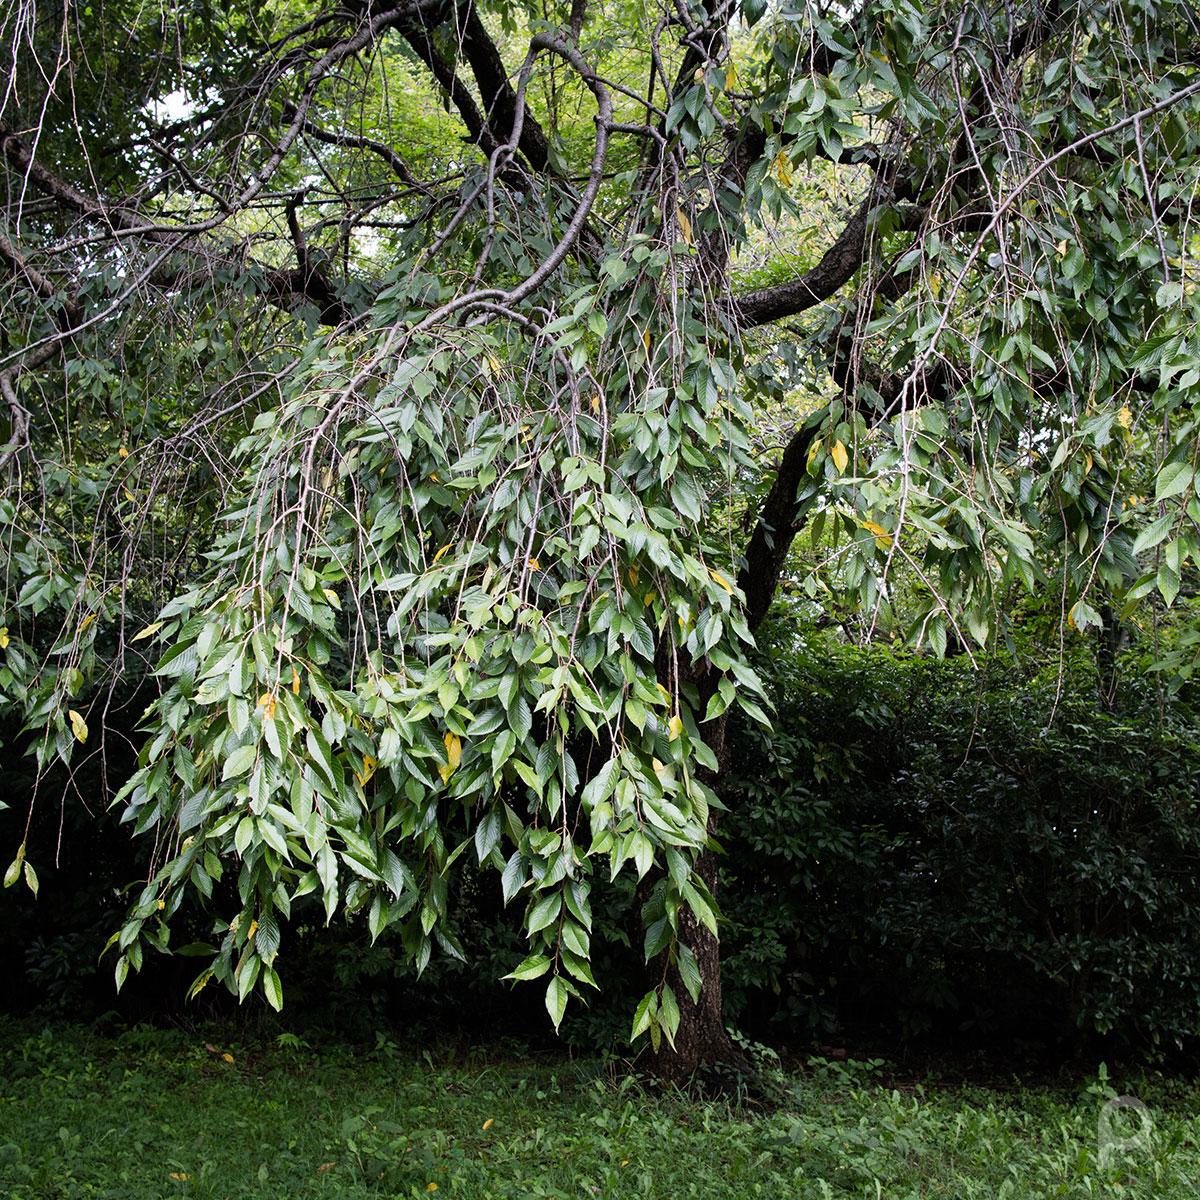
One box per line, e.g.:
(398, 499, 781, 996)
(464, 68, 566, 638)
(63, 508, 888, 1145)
(722, 643, 1200, 1053)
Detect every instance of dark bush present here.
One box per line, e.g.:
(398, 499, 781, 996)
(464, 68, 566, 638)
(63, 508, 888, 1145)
(721, 645, 1200, 1054)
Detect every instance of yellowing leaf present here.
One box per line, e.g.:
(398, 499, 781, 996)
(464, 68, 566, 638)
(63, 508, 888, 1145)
(131, 620, 163, 642)
(432, 543, 452, 565)
(426, 1184, 438, 1192)
(485, 353, 501, 375)
(676, 206, 693, 246)
(590, 393, 602, 411)
(355, 755, 377, 787)
(247, 919, 258, 939)
(642, 328, 651, 351)
(806, 437, 823, 470)
(257, 693, 276, 720)
(0, 626, 9, 649)
(322, 588, 341, 608)
(529, 558, 540, 571)
(628, 563, 639, 587)
(1118, 406, 1133, 429)
(693, 66, 705, 84)
(124, 489, 135, 503)
(1056, 238, 1069, 259)
(68, 709, 88, 744)
(860, 519, 892, 549)
(168, 1172, 189, 1181)
(831, 439, 849, 474)
(482, 1118, 494, 1131)
(668, 714, 683, 742)
(118, 446, 129, 458)
(221, 1052, 234, 1063)
(709, 569, 733, 595)
(79, 612, 96, 634)
(774, 151, 794, 188)
(439, 731, 462, 784)
(291, 666, 301, 694)
(1068, 602, 1080, 632)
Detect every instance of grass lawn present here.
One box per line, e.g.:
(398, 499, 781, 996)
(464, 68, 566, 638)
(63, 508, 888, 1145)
(0, 1020, 1198, 1197)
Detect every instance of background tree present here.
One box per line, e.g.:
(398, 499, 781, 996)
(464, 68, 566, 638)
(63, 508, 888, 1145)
(3, 0, 1200, 1077)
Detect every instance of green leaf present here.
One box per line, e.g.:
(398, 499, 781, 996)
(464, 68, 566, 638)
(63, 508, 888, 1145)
(503, 953, 550, 982)
(1156, 462, 1194, 502)
(261, 966, 283, 1011)
(222, 744, 257, 781)
(544, 976, 568, 1029)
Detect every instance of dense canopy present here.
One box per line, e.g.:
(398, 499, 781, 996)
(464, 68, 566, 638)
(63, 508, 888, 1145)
(3, 0, 1200, 1072)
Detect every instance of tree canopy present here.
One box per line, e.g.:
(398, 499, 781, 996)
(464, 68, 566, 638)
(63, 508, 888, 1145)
(3, 0, 1200, 1073)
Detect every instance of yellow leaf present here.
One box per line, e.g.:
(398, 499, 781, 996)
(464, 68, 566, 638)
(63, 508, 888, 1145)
(439, 731, 462, 784)
(831, 440, 849, 474)
(668, 714, 683, 742)
(257, 693, 276, 720)
(1084, 451, 1093, 474)
(642, 328, 651, 351)
(656, 682, 671, 703)
(322, 588, 341, 609)
(482, 1118, 494, 1131)
(1068, 602, 1079, 632)
(590, 393, 602, 412)
(221, 1052, 234, 1064)
(291, 666, 301, 694)
(807, 437, 823, 470)
(529, 558, 540, 571)
(118, 446, 129, 458)
(0, 626, 7, 649)
(79, 612, 96, 634)
(68, 709, 88, 744)
(774, 151, 793, 188)
(355, 755, 377, 787)
(168, 1172, 189, 1180)
(709, 569, 733, 595)
(628, 563, 639, 587)
(485, 353, 501, 375)
(157, 898, 165, 910)
(426, 1184, 438, 1192)
(693, 66, 705, 84)
(131, 620, 163, 642)
(643, 590, 654, 607)
(1056, 238, 1069, 259)
(124, 489, 135, 503)
(676, 206, 693, 246)
(860, 519, 892, 549)
(432, 544, 452, 565)
(724, 60, 738, 89)
(1118, 406, 1132, 429)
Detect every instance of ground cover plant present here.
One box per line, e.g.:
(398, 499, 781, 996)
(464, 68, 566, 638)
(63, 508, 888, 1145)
(2, 1021, 1199, 1198)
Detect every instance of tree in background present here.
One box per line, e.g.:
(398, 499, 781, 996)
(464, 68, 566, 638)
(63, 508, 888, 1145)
(2, 0, 1200, 1077)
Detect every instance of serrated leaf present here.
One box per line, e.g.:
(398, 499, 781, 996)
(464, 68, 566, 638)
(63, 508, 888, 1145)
(262, 966, 283, 1011)
(1156, 462, 1194, 502)
(503, 953, 550, 982)
(545, 976, 568, 1029)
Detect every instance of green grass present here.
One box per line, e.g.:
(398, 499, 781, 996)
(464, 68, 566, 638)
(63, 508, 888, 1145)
(1, 1021, 1199, 1198)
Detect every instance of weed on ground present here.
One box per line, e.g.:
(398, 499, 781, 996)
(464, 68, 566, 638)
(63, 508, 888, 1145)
(0, 1021, 1198, 1197)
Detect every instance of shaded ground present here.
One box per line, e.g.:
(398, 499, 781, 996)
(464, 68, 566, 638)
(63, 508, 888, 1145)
(0, 1020, 1197, 1198)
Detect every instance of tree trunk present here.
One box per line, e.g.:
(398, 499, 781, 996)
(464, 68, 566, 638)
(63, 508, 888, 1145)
(649, 841, 748, 1085)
